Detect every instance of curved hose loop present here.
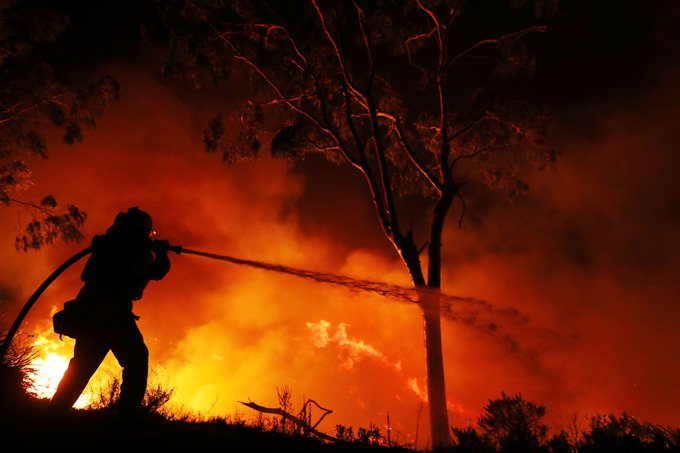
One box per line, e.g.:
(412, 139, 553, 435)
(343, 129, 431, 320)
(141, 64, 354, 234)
(0, 247, 92, 362)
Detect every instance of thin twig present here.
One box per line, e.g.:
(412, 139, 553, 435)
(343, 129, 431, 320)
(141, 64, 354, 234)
(450, 141, 503, 169)
(415, 0, 443, 49)
(376, 110, 443, 194)
(7, 198, 53, 214)
(447, 25, 547, 69)
(456, 191, 466, 228)
(210, 24, 346, 158)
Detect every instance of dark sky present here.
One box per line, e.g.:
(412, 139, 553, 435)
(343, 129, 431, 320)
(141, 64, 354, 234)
(536, 0, 679, 103)
(37, 0, 680, 105)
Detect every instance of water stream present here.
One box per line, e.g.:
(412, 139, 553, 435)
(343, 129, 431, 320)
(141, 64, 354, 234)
(180, 248, 537, 336)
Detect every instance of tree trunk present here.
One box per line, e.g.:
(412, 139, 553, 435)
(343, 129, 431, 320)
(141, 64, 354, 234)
(423, 191, 455, 449)
(419, 287, 450, 450)
(401, 240, 451, 449)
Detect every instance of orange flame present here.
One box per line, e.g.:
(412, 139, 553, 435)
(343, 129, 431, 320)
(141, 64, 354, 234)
(26, 322, 114, 409)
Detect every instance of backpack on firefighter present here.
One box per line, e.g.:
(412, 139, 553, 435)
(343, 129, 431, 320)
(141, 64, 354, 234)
(52, 300, 89, 340)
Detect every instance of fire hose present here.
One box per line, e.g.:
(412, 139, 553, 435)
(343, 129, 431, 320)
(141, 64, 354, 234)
(0, 244, 215, 361)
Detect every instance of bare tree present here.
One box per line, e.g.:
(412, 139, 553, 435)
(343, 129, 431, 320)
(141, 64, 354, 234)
(154, 0, 557, 447)
(0, 2, 119, 250)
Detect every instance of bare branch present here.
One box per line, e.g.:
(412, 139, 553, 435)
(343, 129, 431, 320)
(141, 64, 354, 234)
(416, 0, 443, 49)
(342, 86, 370, 164)
(213, 22, 374, 187)
(404, 28, 438, 71)
(210, 25, 352, 160)
(369, 116, 398, 236)
(345, 96, 394, 237)
(223, 22, 309, 69)
(0, 46, 17, 57)
(251, 95, 307, 107)
(309, 1, 398, 236)
(352, 0, 375, 91)
(252, 23, 309, 67)
(413, 2, 453, 186)
(309, 0, 370, 108)
(305, 68, 392, 236)
(456, 191, 467, 229)
(450, 113, 490, 141)
(447, 38, 498, 68)
(447, 25, 547, 69)
(414, 5, 463, 202)
(212, 28, 311, 117)
(0, 94, 68, 125)
(450, 141, 504, 169)
(304, 399, 334, 430)
(442, 3, 457, 72)
(2, 100, 31, 115)
(298, 140, 341, 153)
(405, 28, 438, 50)
(376, 110, 443, 194)
(287, 58, 306, 73)
(239, 400, 338, 443)
(309, 77, 362, 167)
(358, 162, 396, 238)
(6, 198, 52, 214)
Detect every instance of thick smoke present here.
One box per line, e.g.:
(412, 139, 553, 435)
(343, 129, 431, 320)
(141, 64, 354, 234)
(1, 65, 678, 447)
(432, 68, 680, 428)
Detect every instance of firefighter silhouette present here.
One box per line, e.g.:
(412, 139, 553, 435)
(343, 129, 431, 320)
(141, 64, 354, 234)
(50, 207, 171, 414)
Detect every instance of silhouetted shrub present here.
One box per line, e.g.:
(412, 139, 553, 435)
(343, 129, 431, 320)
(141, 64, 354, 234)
(450, 393, 580, 453)
(451, 395, 680, 453)
(336, 424, 355, 442)
(143, 379, 174, 415)
(357, 423, 383, 446)
(334, 423, 384, 447)
(451, 425, 495, 453)
(545, 430, 571, 453)
(579, 413, 679, 452)
(478, 392, 549, 452)
(87, 370, 174, 416)
(0, 332, 39, 411)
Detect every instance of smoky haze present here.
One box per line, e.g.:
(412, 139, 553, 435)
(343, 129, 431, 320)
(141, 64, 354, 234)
(2, 26, 680, 447)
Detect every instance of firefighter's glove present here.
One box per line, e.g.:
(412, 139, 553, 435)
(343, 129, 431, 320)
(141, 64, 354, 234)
(151, 239, 170, 254)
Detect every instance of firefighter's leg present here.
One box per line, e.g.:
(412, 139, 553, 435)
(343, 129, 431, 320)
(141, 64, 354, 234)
(111, 319, 148, 413)
(50, 338, 109, 411)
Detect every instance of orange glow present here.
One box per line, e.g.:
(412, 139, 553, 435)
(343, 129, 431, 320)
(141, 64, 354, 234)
(25, 323, 117, 409)
(28, 352, 92, 408)
(2, 68, 679, 447)
(26, 326, 91, 407)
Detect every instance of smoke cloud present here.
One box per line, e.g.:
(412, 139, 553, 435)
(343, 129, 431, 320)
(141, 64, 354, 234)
(1, 64, 679, 448)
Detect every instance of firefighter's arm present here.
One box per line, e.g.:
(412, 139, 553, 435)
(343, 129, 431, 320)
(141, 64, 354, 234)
(149, 240, 171, 280)
(81, 235, 106, 282)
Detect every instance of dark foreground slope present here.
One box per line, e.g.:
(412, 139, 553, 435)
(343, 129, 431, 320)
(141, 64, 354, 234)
(0, 405, 405, 453)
